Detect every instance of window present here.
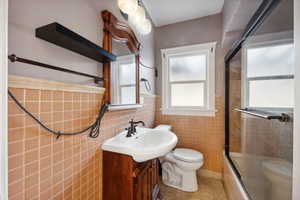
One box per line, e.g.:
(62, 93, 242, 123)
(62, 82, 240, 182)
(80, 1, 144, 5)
(243, 39, 295, 110)
(111, 55, 136, 104)
(161, 42, 216, 116)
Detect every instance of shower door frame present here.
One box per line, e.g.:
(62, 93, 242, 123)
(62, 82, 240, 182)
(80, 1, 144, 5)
(224, 0, 281, 198)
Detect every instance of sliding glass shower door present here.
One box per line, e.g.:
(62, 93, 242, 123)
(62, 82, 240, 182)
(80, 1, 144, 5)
(227, 0, 294, 199)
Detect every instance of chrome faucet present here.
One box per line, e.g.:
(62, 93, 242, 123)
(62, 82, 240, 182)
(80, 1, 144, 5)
(125, 119, 145, 137)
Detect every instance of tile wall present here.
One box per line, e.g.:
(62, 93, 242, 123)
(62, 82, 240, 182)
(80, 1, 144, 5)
(242, 116, 294, 162)
(155, 96, 225, 173)
(8, 86, 156, 200)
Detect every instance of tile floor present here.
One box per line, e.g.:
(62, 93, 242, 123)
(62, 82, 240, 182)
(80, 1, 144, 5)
(160, 176, 228, 200)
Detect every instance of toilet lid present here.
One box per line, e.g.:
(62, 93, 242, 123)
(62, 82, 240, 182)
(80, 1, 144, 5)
(173, 148, 203, 163)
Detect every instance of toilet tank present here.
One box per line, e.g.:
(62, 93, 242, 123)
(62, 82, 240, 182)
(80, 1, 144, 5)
(155, 125, 172, 131)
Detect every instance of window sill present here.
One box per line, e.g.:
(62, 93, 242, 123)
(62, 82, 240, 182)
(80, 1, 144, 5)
(109, 104, 143, 111)
(161, 108, 217, 117)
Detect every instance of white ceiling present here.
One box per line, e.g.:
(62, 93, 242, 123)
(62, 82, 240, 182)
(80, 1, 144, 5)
(143, 0, 224, 27)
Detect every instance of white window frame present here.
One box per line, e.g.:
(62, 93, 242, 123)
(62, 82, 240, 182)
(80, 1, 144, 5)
(161, 42, 216, 116)
(241, 32, 294, 111)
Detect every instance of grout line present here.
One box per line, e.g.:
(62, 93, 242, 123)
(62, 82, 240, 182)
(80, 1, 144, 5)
(8, 90, 155, 199)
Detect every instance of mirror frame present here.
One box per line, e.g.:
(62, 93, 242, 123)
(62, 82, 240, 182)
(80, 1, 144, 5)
(101, 10, 141, 105)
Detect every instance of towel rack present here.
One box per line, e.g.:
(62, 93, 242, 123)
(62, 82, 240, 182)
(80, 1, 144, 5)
(8, 54, 104, 83)
(235, 108, 290, 122)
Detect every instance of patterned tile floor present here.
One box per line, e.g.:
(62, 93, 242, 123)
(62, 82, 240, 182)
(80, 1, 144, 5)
(160, 176, 228, 200)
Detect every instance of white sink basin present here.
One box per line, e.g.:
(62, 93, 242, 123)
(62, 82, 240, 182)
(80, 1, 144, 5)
(101, 127, 178, 162)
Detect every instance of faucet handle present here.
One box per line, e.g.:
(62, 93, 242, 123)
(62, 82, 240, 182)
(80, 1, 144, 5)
(133, 125, 138, 134)
(125, 126, 133, 137)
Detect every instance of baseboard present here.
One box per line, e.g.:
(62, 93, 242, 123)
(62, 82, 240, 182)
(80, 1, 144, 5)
(198, 169, 222, 180)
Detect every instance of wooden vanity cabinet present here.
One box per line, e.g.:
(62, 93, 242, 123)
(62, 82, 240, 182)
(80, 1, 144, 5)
(103, 151, 160, 200)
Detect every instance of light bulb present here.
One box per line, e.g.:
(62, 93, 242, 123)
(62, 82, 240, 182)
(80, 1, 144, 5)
(132, 6, 145, 23)
(139, 19, 152, 35)
(128, 14, 140, 27)
(118, 0, 138, 15)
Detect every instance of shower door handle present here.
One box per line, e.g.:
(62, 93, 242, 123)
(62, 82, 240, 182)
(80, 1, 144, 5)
(235, 108, 290, 122)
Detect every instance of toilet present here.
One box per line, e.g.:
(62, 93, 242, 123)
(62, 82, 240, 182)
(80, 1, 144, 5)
(155, 125, 204, 192)
(262, 159, 292, 200)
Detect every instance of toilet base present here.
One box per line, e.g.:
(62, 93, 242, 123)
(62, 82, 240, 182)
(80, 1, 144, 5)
(163, 172, 198, 192)
(160, 148, 204, 192)
(162, 163, 199, 192)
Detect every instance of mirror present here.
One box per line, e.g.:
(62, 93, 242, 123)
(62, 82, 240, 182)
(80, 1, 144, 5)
(101, 10, 141, 107)
(111, 40, 137, 105)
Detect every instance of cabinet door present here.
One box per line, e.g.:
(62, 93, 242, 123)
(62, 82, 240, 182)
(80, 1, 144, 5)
(134, 163, 152, 200)
(134, 159, 160, 200)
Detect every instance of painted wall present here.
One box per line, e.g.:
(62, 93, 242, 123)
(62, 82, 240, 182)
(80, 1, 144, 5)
(222, 0, 262, 34)
(154, 13, 224, 96)
(293, 0, 300, 199)
(8, 0, 156, 94)
(154, 14, 225, 173)
(221, 0, 262, 47)
(0, 0, 8, 199)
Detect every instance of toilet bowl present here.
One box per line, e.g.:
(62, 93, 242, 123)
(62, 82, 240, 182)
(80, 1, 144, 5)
(160, 148, 204, 192)
(262, 159, 292, 200)
(155, 124, 204, 192)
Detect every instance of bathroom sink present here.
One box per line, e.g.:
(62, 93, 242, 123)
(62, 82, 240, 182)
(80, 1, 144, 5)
(101, 127, 178, 162)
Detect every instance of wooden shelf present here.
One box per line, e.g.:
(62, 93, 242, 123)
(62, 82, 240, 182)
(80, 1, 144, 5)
(36, 22, 116, 63)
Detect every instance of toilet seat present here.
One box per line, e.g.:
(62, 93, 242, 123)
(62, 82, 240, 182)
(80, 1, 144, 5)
(173, 148, 203, 163)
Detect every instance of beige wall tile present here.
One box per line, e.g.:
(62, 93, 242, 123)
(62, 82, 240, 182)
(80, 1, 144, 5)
(8, 86, 156, 199)
(155, 96, 225, 172)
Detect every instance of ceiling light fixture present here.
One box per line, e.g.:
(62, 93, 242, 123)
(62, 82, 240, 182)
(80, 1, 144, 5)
(131, 6, 146, 23)
(139, 18, 152, 35)
(118, 0, 138, 15)
(118, 0, 152, 35)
